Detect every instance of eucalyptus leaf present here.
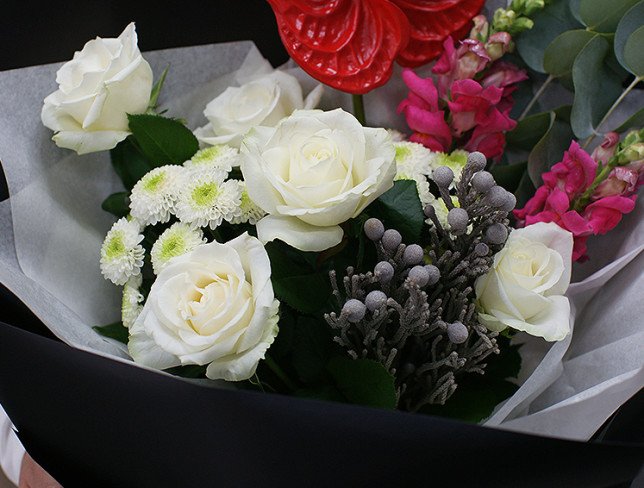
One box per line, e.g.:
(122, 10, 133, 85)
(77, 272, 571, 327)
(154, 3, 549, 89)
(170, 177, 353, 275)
(624, 25, 644, 76)
(615, 107, 644, 132)
(615, 1, 644, 75)
(491, 162, 528, 193)
(514, 170, 538, 209)
(327, 357, 397, 409)
(571, 36, 624, 138)
(506, 111, 554, 150)
(370, 180, 424, 243)
(127, 114, 199, 165)
(516, 0, 583, 72)
(578, 0, 639, 32)
(544, 30, 597, 77)
(528, 117, 574, 186)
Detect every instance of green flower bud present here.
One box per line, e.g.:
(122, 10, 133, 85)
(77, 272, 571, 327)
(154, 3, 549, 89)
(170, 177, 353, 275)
(523, 0, 545, 15)
(512, 17, 534, 33)
(622, 143, 644, 163)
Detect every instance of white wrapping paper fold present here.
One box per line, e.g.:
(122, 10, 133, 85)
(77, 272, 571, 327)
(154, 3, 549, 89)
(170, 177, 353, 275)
(0, 41, 642, 441)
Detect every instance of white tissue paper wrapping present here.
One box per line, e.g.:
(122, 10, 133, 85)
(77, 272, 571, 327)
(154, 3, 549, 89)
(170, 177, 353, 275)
(0, 41, 642, 441)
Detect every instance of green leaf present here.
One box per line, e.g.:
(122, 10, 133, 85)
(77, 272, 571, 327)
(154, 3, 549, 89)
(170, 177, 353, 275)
(421, 377, 519, 423)
(127, 114, 199, 165)
(486, 335, 522, 380)
(615, 107, 644, 132)
(506, 111, 554, 150)
(371, 180, 424, 243)
(294, 385, 346, 403)
(148, 65, 169, 110)
(578, 0, 639, 32)
(490, 162, 528, 194)
(327, 357, 397, 409)
(110, 137, 155, 191)
(516, 0, 583, 72)
(101, 192, 130, 218)
(624, 26, 644, 76)
(163, 365, 207, 378)
(615, 1, 644, 75)
(266, 241, 331, 314)
(527, 114, 574, 186)
(291, 317, 336, 383)
(543, 30, 597, 77)
(93, 322, 128, 344)
(571, 36, 624, 138)
(514, 170, 538, 209)
(421, 337, 522, 423)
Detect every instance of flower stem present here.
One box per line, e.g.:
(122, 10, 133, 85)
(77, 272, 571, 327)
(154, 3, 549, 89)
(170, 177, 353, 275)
(583, 75, 642, 148)
(519, 74, 554, 121)
(264, 355, 298, 392)
(352, 94, 366, 126)
(572, 157, 616, 211)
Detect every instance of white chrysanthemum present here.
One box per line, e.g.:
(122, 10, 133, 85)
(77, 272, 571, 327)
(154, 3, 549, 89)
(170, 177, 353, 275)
(184, 145, 239, 173)
(175, 169, 242, 229)
(394, 141, 440, 181)
(150, 223, 206, 274)
(122, 275, 144, 329)
(100, 218, 145, 286)
(429, 150, 469, 184)
(426, 195, 460, 229)
(130, 165, 185, 225)
(228, 180, 266, 225)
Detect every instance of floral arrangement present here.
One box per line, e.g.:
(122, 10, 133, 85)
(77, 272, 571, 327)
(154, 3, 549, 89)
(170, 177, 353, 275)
(28, 0, 644, 425)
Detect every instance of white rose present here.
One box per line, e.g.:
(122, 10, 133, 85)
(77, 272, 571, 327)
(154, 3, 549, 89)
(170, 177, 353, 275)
(475, 222, 573, 341)
(128, 233, 279, 381)
(194, 70, 323, 149)
(240, 108, 397, 252)
(41, 23, 153, 155)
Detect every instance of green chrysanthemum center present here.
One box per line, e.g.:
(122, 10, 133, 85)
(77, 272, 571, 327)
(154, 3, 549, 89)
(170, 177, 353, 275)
(192, 182, 220, 207)
(142, 172, 166, 192)
(192, 146, 222, 164)
(395, 145, 411, 161)
(104, 232, 126, 259)
(160, 234, 186, 260)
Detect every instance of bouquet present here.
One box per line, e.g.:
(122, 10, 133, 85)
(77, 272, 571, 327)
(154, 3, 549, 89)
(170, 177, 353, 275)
(0, 0, 643, 483)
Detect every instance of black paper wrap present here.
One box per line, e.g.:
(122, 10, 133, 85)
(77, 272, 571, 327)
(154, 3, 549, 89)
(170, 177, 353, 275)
(0, 313, 642, 487)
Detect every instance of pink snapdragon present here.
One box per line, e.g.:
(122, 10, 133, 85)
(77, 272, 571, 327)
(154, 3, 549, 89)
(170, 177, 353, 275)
(432, 37, 490, 98)
(397, 70, 452, 152)
(514, 140, 638, 261)
(398, 33, 525, 159)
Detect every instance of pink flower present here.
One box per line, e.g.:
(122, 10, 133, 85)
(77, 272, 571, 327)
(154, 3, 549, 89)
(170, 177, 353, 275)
(446, 79, 516, 158)
(469, 15, 489, 40)
(514, 141, 639, 262)
(590, 132, 619, 165)
(432, 37, 490, 98)
(480, 61, 529, 113)
(397, 69, 452, 152)
(485, 32, 512, 61)
(593, 166, 640, 199)
(542, 141, 597, 199)
(583, 195, 637, 234)
(448, 79, 506, 135)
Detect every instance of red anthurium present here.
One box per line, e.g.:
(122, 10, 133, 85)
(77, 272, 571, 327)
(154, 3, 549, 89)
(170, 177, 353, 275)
(391, 0, 486, 67)
(266, 0, 410, 94)
(266, 0, 484, 94)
